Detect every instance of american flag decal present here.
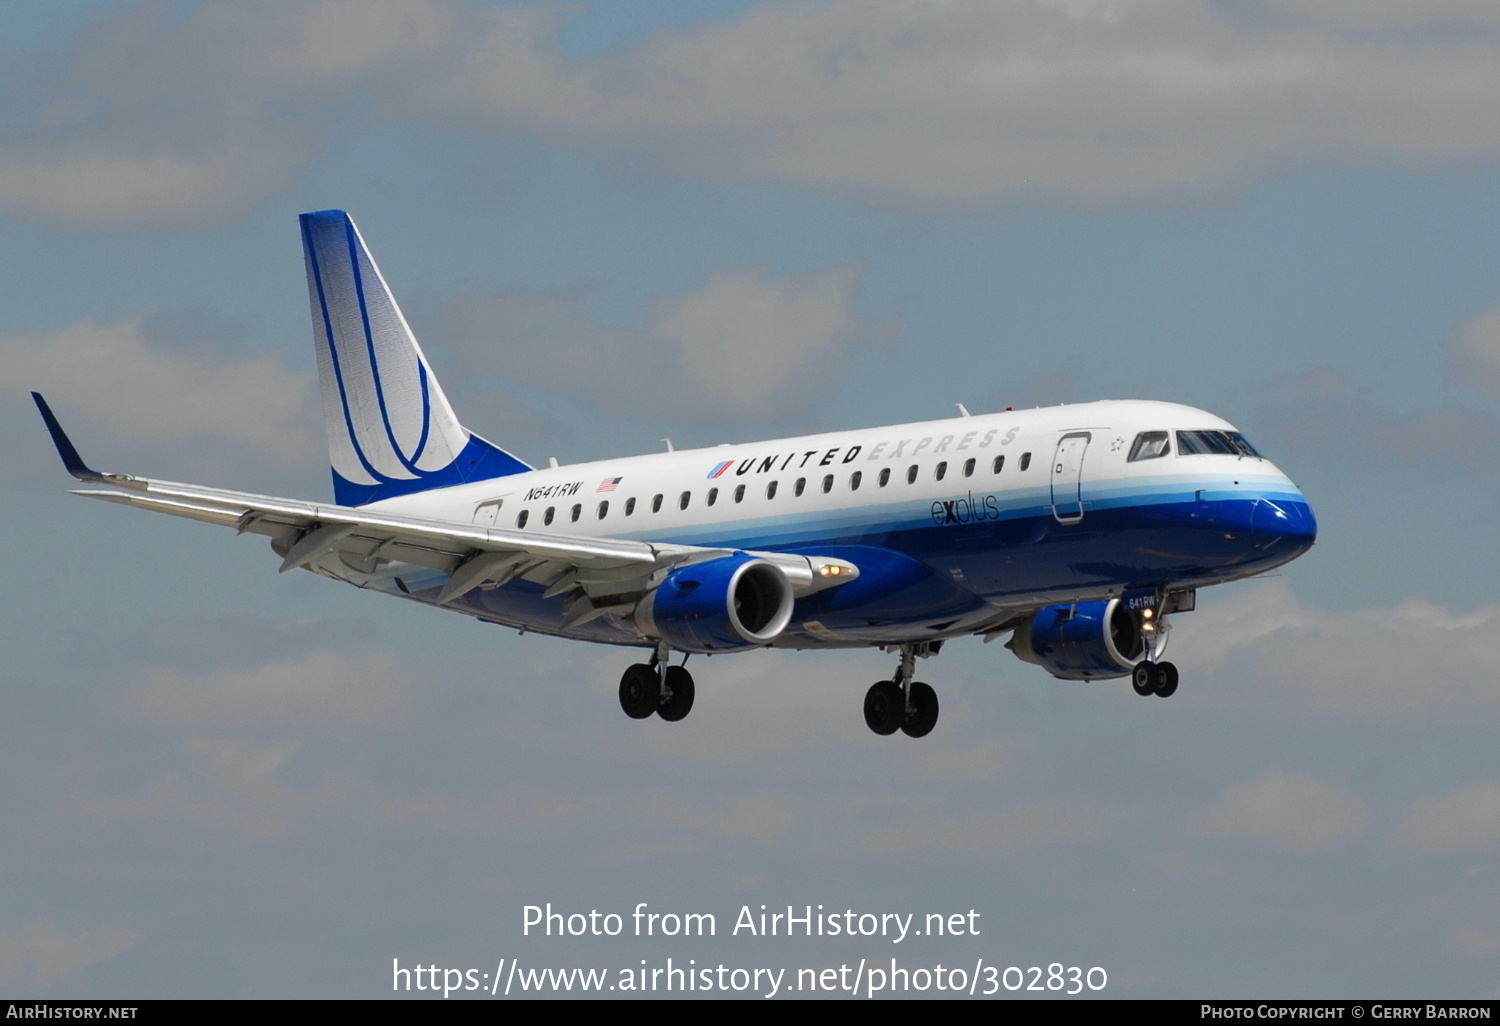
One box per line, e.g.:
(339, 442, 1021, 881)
(597, 476, 622, 492)
(708, 460, 734, 479)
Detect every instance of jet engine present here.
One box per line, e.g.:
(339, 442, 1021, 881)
(635, 554, 795, 653)
(1008, 599, 1161, 680)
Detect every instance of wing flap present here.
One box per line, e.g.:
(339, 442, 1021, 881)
(68, 473, 731, 610)
(71, 477, 862, 608)
(75, 480, 666, 565)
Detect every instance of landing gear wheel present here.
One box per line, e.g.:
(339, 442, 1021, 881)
(1132, 662, 1157, 696)
(1153, 661, 1179, 698)
(619, 663, 661, 719)
(658, 666, 696, 721)
(863, 681, 904, 736)
(900, 681, 939, 738)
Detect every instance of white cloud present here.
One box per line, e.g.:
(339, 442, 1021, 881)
(836, 798, 1106, 858)
(0, 0, 463, 229)
(1254, 0, 1499, 32)
(1197, 769, 1369, 854)
(648, 263, 874, 418)
(95, 737, 356, 842)
(443, 261, 889, 423)
(2, 316, 319, 470)
(127, 649, 415, 728)
(0, 149, 306, 232)
(1175, 580, 1500, 720)
(1393, 780, 1500, 855)
(1258, 366, 1500, 469)
(0, 920, 143, 988)
(1446, 304, 1500, 404)
(419, 0, 1500, 213)
(6, 0, 1498, 229)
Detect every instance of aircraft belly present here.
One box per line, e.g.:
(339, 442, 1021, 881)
(323, 494, 1309, 650)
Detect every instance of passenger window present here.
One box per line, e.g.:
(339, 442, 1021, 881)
(707, 488, 718, 506)
(570, 504, 581, 523)
(795, 477, 806, 497)
(822, 474, 834, 494)
(849, 471, 862, 490)
(544, 506, 555, 526)
(652, 494, 663, 513)
(992, 455, 1004, 474)
(963, 458, 975, 478)
(1128, 431, 1171, 462)
(596, 501, 608, 519)
(625, 497, 636, 516)
(1020, 452, 1031, 471)
(766, 481, 778, 500)
(517, 510, 529, 529)
(734, 484, 745, 503)
(879, 468, 891, 487)
(907, 465, 918, 484)
(679, 491, 691, 511)
(934, 461, 947, 482)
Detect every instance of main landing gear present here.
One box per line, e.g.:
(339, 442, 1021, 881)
(864, 644, 940, 739)
(1131, 660, 1179, 698)
(619, 644, 696, 722)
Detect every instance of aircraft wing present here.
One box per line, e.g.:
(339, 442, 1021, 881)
(33, 394, 848, 628)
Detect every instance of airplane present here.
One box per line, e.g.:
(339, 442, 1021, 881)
(33, 209, 1317, 739)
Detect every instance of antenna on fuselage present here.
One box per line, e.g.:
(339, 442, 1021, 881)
(956, 404, 971, 417)
(661, 438, 675, 452)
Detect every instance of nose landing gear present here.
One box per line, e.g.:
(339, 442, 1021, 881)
(1131, 660, 1178, 697)
(1128, 598, 1178, 698)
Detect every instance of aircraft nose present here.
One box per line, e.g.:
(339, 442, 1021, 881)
(1251, 496, 1317, 546)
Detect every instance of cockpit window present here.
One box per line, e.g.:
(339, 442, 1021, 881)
(1227, 431, 1261, 457)
(1176, 430, 1262, 458)
(1128, 431, 1170, 462)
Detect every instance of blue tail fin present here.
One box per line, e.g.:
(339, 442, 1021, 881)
(299, 210, 531, 506)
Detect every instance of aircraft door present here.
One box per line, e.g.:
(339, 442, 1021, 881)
(1051, 433, 1090, 523)
(473, 498, 506, 525)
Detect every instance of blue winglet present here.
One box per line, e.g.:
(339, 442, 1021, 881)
(32, 392, 105, 482)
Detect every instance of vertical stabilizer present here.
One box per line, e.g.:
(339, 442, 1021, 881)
(299, 210, 530, 506)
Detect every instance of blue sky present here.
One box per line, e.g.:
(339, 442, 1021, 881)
(1, 0, 1496, 998)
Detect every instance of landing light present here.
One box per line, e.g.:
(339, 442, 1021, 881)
(819, 565, 846, 577)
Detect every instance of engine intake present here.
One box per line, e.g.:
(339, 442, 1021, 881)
(1009, 598, 1158, 680)
(636, 554, 795, 653)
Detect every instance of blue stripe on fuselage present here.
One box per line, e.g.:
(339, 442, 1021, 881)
(356, 489, 1314, 648)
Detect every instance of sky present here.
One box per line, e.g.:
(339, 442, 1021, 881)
(1, 0, 1497, 1000)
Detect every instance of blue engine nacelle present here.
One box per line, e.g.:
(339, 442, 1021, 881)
(635, 554, 795, 654)
(1009, 599, 1155, 681)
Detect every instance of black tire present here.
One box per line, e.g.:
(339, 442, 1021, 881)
(1154, 661, 1179, 698)
(619, 663, 661, 719)
(1132, 662, 1157, 696)
(658, 666, 696, 721)
(863, 681, 903, 736)
(900, 681, 939, 738)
